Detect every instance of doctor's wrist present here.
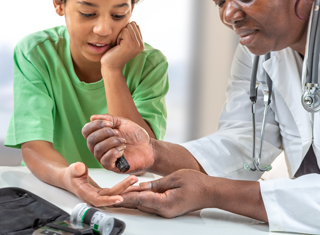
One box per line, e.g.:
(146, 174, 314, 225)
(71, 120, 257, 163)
(209, 178, 268, 222)
(148, 137, 161, 174)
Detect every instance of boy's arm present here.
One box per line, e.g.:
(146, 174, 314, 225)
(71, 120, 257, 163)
(102, 68, 155, 138)
(21, 140, 138, 206)
(100, 22, 156, 138)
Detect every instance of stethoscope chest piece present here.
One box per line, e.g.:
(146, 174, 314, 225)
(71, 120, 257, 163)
(301, 83, 320, 112)
(301, 0, 320, 112)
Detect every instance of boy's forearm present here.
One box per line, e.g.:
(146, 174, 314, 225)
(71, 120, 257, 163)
(102, 68, 155, 138)
(21, 141, 69, 190)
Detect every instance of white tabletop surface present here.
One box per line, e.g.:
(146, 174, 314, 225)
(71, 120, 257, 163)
(0, 166, 297, 235)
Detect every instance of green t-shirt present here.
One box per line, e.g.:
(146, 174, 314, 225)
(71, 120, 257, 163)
(5, 26, 169, 168)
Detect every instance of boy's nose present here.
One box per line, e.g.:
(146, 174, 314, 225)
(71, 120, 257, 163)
(93, 17, 113, 36)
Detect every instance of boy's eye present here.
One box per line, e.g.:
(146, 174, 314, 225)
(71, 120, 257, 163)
(112, 14, 126, 20)
(80, 12, 95, 17)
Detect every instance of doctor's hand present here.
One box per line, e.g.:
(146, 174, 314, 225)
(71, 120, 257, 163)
(115, 169, 215, 218)
(100, 22, 144, 71)
(82, 114, 155, 174)
(64, 162, 138, 207)
(117, 170, 269, 223)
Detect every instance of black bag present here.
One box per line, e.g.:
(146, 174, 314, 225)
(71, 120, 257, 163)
(0, 187, 70, 235)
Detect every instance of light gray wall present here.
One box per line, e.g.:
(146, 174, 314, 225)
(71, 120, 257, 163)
(188, 1, 238, 140)
(0, 143, 22, 166)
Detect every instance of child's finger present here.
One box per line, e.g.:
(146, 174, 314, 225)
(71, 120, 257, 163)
(90, 195, 124, 207)
(120, 27, 131, 42)
(122, 185, 143, 194)
(131, 22, 144, 50)
(133, 22, 143, 43)
(126, 23, 139, 44)
(99, 175, 138, 196)
(117, 31, 123, 45)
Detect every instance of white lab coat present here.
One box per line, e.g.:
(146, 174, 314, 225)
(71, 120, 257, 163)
(182, 43, 320, 234)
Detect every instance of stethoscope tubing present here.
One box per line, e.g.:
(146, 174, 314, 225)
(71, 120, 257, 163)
(307, 0, 319, 84)
(247, 2, 320, 172)
(312, 0, 320, 84)
(250, 56, 260, 102)
(247, 53, 272, 172)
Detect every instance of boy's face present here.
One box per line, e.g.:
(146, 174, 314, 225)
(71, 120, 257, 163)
(57, 0, 133, 63)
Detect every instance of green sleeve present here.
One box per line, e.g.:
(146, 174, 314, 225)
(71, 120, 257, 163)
(5, 46, 54, 148)
(131, 58, 169, 140)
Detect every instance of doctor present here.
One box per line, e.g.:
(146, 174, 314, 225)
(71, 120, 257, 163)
(82, 0, 320, 234)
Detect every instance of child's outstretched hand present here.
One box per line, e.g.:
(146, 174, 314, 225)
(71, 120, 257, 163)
(64, 162, 138, 206)
(100, 22, 144, 71)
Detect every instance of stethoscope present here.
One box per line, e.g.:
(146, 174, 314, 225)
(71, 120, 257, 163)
(244, 0, 320, 172)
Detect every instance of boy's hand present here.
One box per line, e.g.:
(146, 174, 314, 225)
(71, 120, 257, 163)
(100, 22, 144, 71)
(64, 162, 138, 206)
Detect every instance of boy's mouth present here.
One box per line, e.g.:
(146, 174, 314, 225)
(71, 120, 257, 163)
(91, 43, 107, 47)
(88, 43, 110, 53)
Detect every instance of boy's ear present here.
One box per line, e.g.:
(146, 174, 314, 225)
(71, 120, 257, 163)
(53, 0, 65, 16)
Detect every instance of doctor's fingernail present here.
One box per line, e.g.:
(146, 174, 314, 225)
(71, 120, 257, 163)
(113, 129, 119, 135)
(119, 138, 126, 143)
(117, 145, 126, 152)
(139, 182, 152, 190)
(102, 121, 113, 127)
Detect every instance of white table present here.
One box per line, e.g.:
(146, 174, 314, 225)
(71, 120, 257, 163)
(0, 166, 296, 235)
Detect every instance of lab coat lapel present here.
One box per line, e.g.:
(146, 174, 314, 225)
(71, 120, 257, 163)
(263, 49, 312, 174)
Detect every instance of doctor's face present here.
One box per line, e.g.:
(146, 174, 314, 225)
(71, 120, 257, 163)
(215, 0, 313, 55)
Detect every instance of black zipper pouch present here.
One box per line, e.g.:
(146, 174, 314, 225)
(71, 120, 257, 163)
(0, 187, 70, 235)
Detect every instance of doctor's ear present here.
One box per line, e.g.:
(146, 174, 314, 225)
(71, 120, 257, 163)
(53, 0, 65, 16)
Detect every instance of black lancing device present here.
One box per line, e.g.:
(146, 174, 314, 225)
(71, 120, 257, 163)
(116, 154, 130, 172)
